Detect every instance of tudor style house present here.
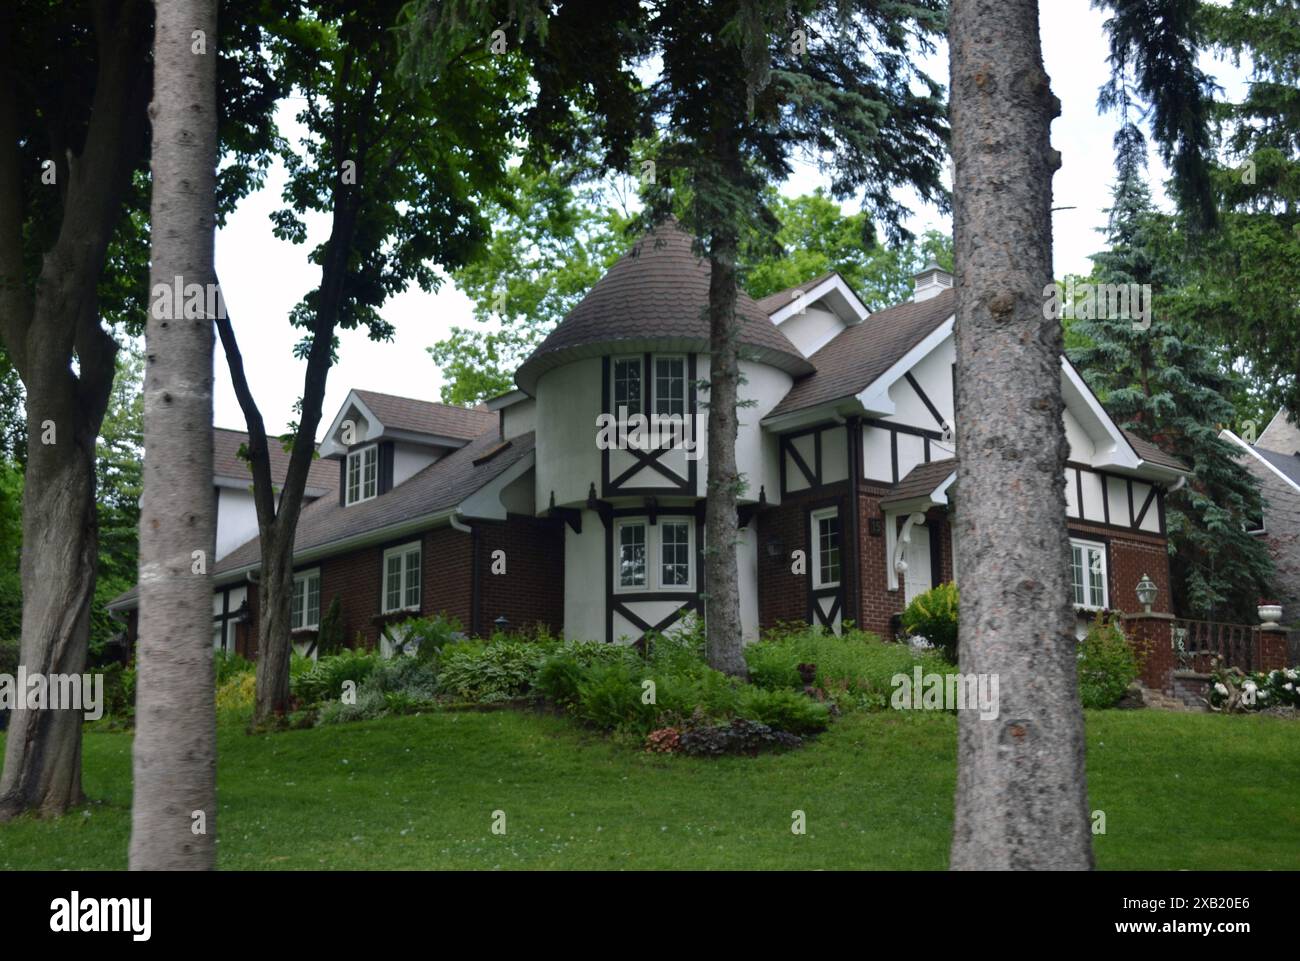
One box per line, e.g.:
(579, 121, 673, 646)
(111, 220, 1190, 654)
(1222, 410, 1300, 627)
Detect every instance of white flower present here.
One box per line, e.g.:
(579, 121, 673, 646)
(1284, 683, 1294, 692)
(1214, 683, 1228, 696)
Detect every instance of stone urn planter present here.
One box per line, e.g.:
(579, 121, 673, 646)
(1258, 603, 1283, 625)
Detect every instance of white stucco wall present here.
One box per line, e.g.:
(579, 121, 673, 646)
(393, 442, 441, 487)
(737, 359, 794, 502)
(502, 397, 537, 439)
(776, 304, 845, 357)
(563, 510, 606, 642)
(216, 487, 258, 559)
(535, 357, 604, 508)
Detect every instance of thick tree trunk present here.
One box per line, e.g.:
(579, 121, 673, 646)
(704, 230, 747, 678)
(0, 381, 100, 819)
(253, 528, 295, 720)
(129, 0, 219, 870)
(0, 0, 148, 822)
(947, 0, 1092, 869)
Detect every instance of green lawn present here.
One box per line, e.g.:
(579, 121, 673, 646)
(0, 709, 1296, 869)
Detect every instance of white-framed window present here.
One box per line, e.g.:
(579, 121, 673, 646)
(612, 356, 643, 417)
(616, 519, 648, 590)
(614, 517, 695, 593)
(291, 569, 321, 630)
(346, 444, 379, 505)
(811, 507, 841, 588)
(382, 541, 422, 613)
(653, 355, 686, 417)
(1070, 538, 1108, 610)
(660, 519, 692, 588)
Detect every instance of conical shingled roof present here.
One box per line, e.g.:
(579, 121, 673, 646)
(514, 220, 814, 394)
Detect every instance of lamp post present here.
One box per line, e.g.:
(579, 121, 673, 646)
(1135, 573, 1158, 614)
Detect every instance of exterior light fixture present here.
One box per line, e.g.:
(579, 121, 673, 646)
(494, 615, 510, 633)
(1135, 573, 1157, 614)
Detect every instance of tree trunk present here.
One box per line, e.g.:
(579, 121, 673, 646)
(704, 228, 747, 678)
(948, 0, 1092, 869)
(0, 377, 100, 819)
(129, 0, 220, 870)
(253, 527, 295, 719)
(0, 1, 147, 821)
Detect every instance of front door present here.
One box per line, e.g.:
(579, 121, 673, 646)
(904, 522, 932, 604)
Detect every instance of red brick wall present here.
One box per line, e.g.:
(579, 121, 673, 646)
(475, 515, 565, 636)
(756, 482, 848, 631)
(1067, 520, 1173, 616)
(231, 515, 563, 655)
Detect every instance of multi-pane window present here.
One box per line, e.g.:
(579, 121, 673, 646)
(618, 522, 647, 589)
(346, 445, 378, 505)
(382, 542, 422, 613)
(291, 570, 321, 630)
(660, 520, 691, 587)
(613, 357, 642, 417)
(812, 508, 841, 588)
(1070, 539, 1107, 609)
(654, 356, 686, 416)
(615, 518, 695, 592)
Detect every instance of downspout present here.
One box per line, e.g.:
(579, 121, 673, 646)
(450, 511, 481, 635)
(847, 415, 862, 627)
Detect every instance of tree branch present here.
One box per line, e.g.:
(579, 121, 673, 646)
(212, 280, 278, 526)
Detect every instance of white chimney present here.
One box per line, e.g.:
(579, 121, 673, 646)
(913, 261, 953, 302)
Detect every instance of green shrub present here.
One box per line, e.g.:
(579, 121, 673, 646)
(437, 640, 546, 702)
(292, 648, 382, 706)
(900, 583, 959, 662)
(390, 612, 464, 660)
(738, 687, 830, 734)
(366, 656, 439, 703)
(574, 661, 657, 734)
(216, 670, 255, 716)
(214, 650, 254, 684)
(0, 637, 19, 676)
(317, 686, 389, 725)
(1077, 613, 1141, 708)
(536, 655, 586, 708)
(99, 661, 137, 722)
(744, 624, 954, 712)
(316, 596, 345, 657)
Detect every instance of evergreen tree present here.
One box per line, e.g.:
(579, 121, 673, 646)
(1067, 154, 1274, 621)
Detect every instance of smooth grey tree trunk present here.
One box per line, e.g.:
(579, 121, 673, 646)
(129, 0, 220, 870)
(0, 3, 147, 820)
(947, 0, 1093, 869)
(704, 227, 747, 678)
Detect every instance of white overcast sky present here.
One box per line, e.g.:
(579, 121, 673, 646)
(210, 0, 1250, 437)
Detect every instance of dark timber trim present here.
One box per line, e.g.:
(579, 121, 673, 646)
(904, 371, 947, 430)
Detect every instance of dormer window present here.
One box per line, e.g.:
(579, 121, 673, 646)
(346, 445, 378, 505)
(613, 357, 642, 417)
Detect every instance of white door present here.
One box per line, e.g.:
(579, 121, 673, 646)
(904, 523, 932, 604)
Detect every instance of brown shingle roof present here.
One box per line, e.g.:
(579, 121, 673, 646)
(1122, 430, 1189, 472)
(755, 271, 838, 315)
(514, 220, 813, 393)
(880, 458, 957, 507)
(767, 288, 955, 419)
(214, 427, 336, 493)
(353, 390, 496, 441)
(212, 429, 535, 577)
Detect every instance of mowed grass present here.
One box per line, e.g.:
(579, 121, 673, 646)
(0, 708, 1295, 870)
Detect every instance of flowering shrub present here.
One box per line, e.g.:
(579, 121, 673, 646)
(900, 583, 959, 661)
(1209, 664, 1300, 713)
